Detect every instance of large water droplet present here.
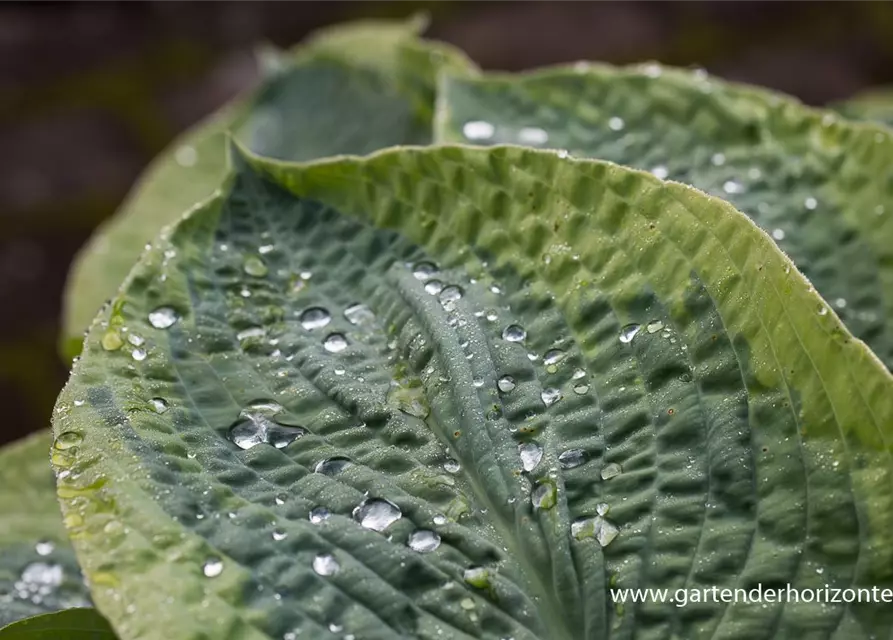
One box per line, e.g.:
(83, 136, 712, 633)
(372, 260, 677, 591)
(412, 262, 438, 281)
(531, 481, 556, 510)
(315, 457, 353, 476)
(312, 553, 340, 576)
(541, 388, 561, 407)
(228, 414, 307, 450)
(148, 307, 179, 329)
(353, 498, 402, 532)
(601, 462, 622, 480)
(463, 121, 495, 141)
(443, 458, 461, 473)
(323, 333, 348, 353)
(309, 506, 331, 523)
(543, 349, 565, 366)
(344, 303, 374, 326)
(203, 559, 223, 577)
(407, 529, 441, 553)
(300, 307, 331, 330)
(619, 324, 641, 344)
(571, 516, 619, 546)
(424, 279, 444, 295)
(497, 375, 516, 393)
(243, 255, 268, 277)
(149, 397, 168, 414)
(131, 348, 147, 361)
(558, 449, 586, 469)
(502, 324, 527, 342)
(519, 442, 543, 472)
(439, 285, 463, 311)
(54, 431, 83, 450)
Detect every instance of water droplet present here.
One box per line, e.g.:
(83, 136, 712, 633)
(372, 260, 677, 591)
(558, 449, 586, 469)
(35, 541, 55, 556)
(148, 306, 178, 329)
(243, 255, 268, 277)
(443, 459, 461, 473)
(312, 553, 339, 576)
(408, 529, 441, 553)
(203, 559, 223, 578)
(597, 503, 610, 516)
(541, 388, 561, 407)
(573, 383, 589, 394)
(131, 348, 147, 361)
(412, 262, 438, 281)
(805, 197, 817, 210)
(309, 507, 331, 523)
(772, 228, 785, 241)
(433, 514, 447, 526)
(651, 165, 668, 179)
(243, 399, 283, 416)
(518, 126, 548, 145)
(519, 442, 543, 472)
(323, 333, 348, 353)
(149, 398, 168, 414)
(439, 285, 463, 310)
(344, 303, 374, 326)
(472, 376, 484, 388)
(424, 280, 444, 295)
(228, 415, 307, 450)
(54, 431, 83, 450)
(531, 480, 557, 510)
(353, 498, 402, 532)
(645, 321, 663, 334)
(619, 324, 641, 344)
(463, 566, 490, 588)
(601, 462, 622, 480)
(502, 324, 527, 342)
(722, 180, 744, 195)
(497, 375, 516, 392)
(571, 516, 619, 546)
(20, 562, 63, 588)
(711, 152, 726, 166)
(608, 117, 625, 131)
(236, 326, 264, 341)
(127, 334, 144, 346)
(543, 349, 565, 366)
(572, 368, 586, 380)
(315, 457, 353, 476)
(272, 529, 287, 541)
(818, 305, 828, 316)
(835, 298, 847, 309)
(463, 121, 495, 141)
(300, 307, 331, 330)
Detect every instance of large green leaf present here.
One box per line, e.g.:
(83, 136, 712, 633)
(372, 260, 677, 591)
(0, 432, 91, 626)
(53, 145, 893, 639)
(0, 609, 116, 640)
(435, 64, 893, 371)
(61, 18, 475, 358)
(834, 88, 893, 127)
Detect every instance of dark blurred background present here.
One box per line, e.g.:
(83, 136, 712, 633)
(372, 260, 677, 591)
(3, 0, 893, 447)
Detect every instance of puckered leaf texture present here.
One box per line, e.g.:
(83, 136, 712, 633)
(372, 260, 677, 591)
(52, 145, 893, 640)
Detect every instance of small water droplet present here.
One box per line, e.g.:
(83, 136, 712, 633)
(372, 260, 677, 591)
(619, 324, 641, 344)
(572, 368, 586, 380)
(312, 553, 339, 576)
(723, 180, 744, 195)
(559, 449, 586, 469)
(608, 117, 625, 131)
(353, 498, 402, 532)
(433, 514, 447, 526)
(203, 559, 223, 577)
(651, 165, 669, 180)
(543, 349, 565, 366)
(541, 388, 561, 407)
(412, 262, 438, 281)
(645, 321, 663, 334)
(243, 255, 268, 277)
(439, 285, 463, 310)
(148, 306, 178, 329)
(519, 442, 543, 472)
(131, 348, 147, 361)
(54, 431, 83, 450)
(35, 541, 55, 556)
(443, 458, 461, 473)
(596, 503, 610, 516)
(236, 326, 264, 341)
(818, 305, 829, 316)
(323, 333, 348, 353)
(242, 399, 283, 417)
(772, 228, 785, 241)
(344, 303, 374, 326)
(518, 126, 548, 145)
(463, 121, 495, 141)
(497, 375, 516, 393)
(502, 324, 527, 343)
(149, 398, 168, 414)
(315, 457, 353, 476)
(309, 507, 331, 523)
(834, 298, 847, 309)
(272, 528, 287, 541)
(300, 307, 331, 330)
(573, 383, 589, 394)
(127, 334, 144, 347)
(711, 152, 726, 166)
(805, 197, 817, 210)
(424, 279, 444, 295)
(407, 529, 442, 553)
(228, 415, 307, 450)
(601, 462, 622, 480)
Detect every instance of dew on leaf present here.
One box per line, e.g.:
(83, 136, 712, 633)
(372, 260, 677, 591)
(131, 348, 147, 361)
(315, 457, 353, 476)
(723, 180, 744, 195)
(651, 165, 669, 179)
(502, 324, 526, 342)
(772, 228, 786, 241)
(573, 383, 589, 395)
(531, 481, 557, 510)
(443, 459, 461, 474)
(323, 333, 348, 353)
(518, 126, 548, 145)
(619, 324, 641, 344)
(309, 506, 331, 523)
(463, 567, 490, 589)
(412, 261, 438, 281)
(54, 431, 83, 450)
(148, 306, 179, 329)
(424, 280, 444, 295)
(149, 398, 168, 414)
(300, 307, 331, 330)
(228, 414, 307, 450)
(572, 368, 586, 380)
(543, 349, 565, 366)
(353, 498, 402, 532)
(558, 449, 586, 469)
(407, 529, 441, 553)
(344, 303, 374, 325)
(601, 462, 622, 480)
(571, 516, 620, 547)
(272, 529, 287, 541)
(202, 559, 223, 578)
(439, 285, 463, 310)
(463, 121, 495, 141)
(541, 388, 561, 406)
(805, 196, 818, 210)
(242, 399, 283, 417)
(608, 116, 625, 131)
(236, 326, 265, 341)
(497, 375, 516, 393)
(645, 321, 663, 334)
(243, 255, 268, 277)
(312, 553, 339, 576)
(519, 442, 543, 472)
(35, 541, 55, 556)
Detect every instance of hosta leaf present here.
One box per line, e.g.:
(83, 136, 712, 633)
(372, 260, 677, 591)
(435, 64, 893, 371)
(61, 18, 475, 359)
(0, 609, 116, 640)
(834, 88, 893, 127)
(53, 145, 893, 640)
(0, 432, 91, 626)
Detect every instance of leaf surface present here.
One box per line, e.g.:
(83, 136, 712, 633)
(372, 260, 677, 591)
(0, 432, 91, 626)
(53, 145, 893, 639)
(435, 65, 893, 370)
(0, 609, 116, 640)
(834, 88, 893, 127)
(61, 18, 475, 357)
